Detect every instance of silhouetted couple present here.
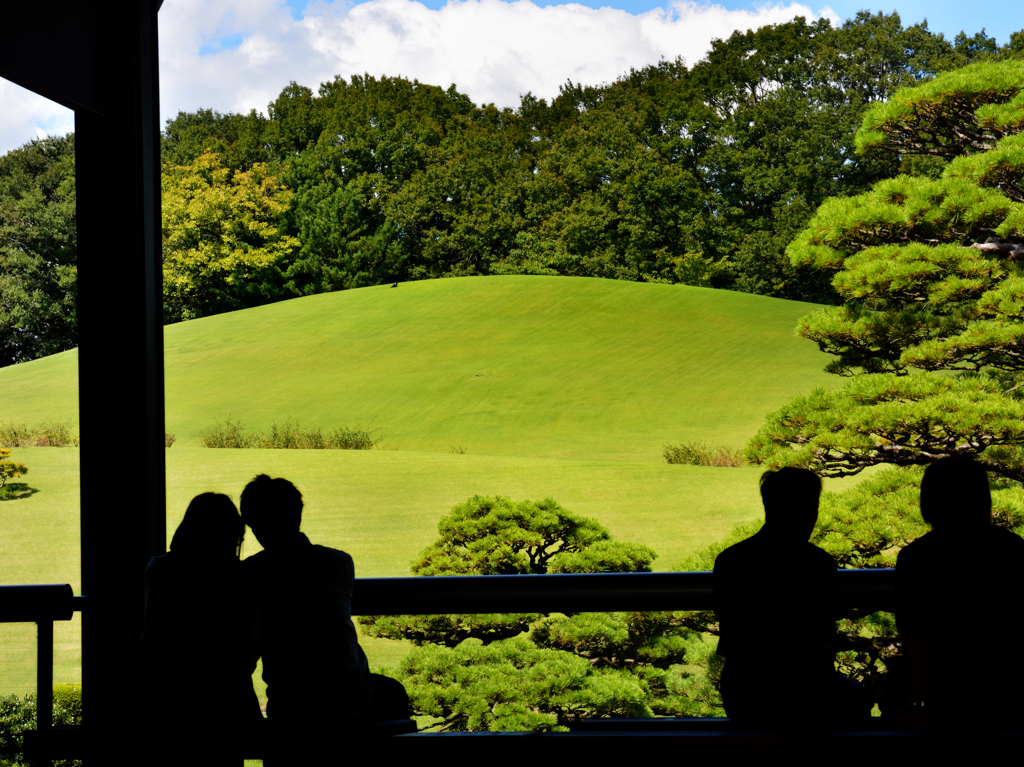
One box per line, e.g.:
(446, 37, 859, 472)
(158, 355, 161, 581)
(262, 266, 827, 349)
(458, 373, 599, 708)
(715, 459, 1024, 730)
(142, 474, 409, 763)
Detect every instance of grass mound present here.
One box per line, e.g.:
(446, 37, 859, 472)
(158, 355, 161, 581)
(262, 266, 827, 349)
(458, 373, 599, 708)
(0, 276, 834, 461)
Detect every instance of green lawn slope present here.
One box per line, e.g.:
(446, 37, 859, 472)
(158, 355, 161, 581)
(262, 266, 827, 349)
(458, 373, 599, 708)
(0, 276, 838, 693)
(2, 275, 833, 461)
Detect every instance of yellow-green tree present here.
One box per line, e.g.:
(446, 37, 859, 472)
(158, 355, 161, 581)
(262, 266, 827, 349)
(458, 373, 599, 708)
(0, 448, 27, 488)
(161, 151, 298, 322)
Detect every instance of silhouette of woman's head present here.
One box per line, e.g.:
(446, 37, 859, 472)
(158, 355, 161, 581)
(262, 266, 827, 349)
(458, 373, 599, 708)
(240, 474, 303, 546)
(170, 493, 244, 559)
(920, 457, 991, 529)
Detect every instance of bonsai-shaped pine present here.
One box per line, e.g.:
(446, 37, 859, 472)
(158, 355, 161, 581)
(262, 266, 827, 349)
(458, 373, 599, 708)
(749, 59, 1024, 480)
(0, 448, 27, 488)
(361, 495, 721, 730)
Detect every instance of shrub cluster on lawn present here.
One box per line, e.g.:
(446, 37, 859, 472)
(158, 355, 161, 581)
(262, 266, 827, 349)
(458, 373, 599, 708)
(0, 686, 82, 767)
(0, 423, 176, 449)
(198, 419, 382, 450)
(0, 422, 79, 447)
(663, 441, 745, 467)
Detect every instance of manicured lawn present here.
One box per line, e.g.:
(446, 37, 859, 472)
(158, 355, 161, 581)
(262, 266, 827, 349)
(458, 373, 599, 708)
(1, 276, 834, 460)
(1, 446, 863, 696)
(165, 447, 772, 576)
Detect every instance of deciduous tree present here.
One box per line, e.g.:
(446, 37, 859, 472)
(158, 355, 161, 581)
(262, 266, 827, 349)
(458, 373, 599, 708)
(0, 135, 76, 366)
(161, 151, 298, 322)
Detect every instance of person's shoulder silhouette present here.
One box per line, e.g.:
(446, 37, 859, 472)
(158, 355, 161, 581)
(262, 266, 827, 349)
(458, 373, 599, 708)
(896, 456, 1024, 728)
(898, 456, 1024, 622)
(714, 467, 869, 724)
(714, 467, 834, 647)
(239, 474, 394, 729)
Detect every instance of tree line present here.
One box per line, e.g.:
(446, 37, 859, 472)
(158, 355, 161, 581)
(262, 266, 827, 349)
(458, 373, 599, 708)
(1, 13, 1020, 364)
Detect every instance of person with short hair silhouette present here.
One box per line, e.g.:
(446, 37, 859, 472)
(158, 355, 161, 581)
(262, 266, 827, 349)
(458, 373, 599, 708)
(240, 474, 409, 760)
(713, 467, 870, 725)
(896, 456, 1024, 730)
(142, 493, 260, 763)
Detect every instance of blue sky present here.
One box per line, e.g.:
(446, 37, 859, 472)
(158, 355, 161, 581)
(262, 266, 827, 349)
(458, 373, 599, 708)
(2, 0, 1021, 155)
(280, 0, 1020, 42)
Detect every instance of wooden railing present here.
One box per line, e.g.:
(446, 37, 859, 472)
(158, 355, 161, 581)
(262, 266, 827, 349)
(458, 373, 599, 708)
(0, 585, 76, 734)
(2, 570, 900, 762)
(349, 568, 895, 614)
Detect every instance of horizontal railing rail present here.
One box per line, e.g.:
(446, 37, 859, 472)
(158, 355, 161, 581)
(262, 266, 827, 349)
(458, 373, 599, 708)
(0, 570, 898, 623)
(0, 584, 75, 623)
(350, 568, 896, 614)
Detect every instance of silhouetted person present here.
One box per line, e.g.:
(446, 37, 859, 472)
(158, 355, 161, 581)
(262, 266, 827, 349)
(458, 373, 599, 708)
(142, 493, 260, 763)
(240, 474, 409, 762)
(896, 456, 1024, 730)
(713, 467, 870, 726)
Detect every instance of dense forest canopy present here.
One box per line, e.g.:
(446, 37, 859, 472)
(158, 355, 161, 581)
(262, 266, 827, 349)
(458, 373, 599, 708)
(1, 13, 1021, 363)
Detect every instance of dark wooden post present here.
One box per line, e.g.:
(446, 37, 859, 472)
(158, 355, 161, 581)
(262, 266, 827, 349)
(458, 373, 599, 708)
(0, 3, 166, 764)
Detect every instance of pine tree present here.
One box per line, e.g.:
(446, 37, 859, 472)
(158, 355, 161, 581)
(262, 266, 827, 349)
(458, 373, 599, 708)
(750, 60, 1024, 478)
(361, 495, 721, 730)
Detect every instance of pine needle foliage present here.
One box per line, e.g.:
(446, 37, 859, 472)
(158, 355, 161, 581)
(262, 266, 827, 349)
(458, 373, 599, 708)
(855, 60, 1024, 157)
(0, 448, 27, 489)
(765, 60, 1024, 477)
(362, 495, 723, 729)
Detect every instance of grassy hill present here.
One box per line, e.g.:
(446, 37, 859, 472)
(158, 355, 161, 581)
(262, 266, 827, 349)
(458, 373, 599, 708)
(3, 275, 833, 460)
(0, 276, 839, 693)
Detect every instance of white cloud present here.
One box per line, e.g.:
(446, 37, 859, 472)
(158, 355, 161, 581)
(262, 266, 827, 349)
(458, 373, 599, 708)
(1, 0, 838, 154)
(158, 0, 838, 119)
(0, 79, 75, 158)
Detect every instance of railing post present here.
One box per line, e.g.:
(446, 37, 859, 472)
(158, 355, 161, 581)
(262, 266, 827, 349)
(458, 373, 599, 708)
(36, 619, 53, 767)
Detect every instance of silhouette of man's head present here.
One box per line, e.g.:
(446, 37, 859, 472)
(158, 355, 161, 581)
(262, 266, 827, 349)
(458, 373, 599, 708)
(170, 492, 244, 559)
(759, 467, 822, 540)
(920, 456, 991, 529)
(240, 474, 304, 548)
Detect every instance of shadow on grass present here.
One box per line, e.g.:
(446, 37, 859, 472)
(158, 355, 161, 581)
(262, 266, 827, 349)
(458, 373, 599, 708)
(0, 483, 38, 501)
